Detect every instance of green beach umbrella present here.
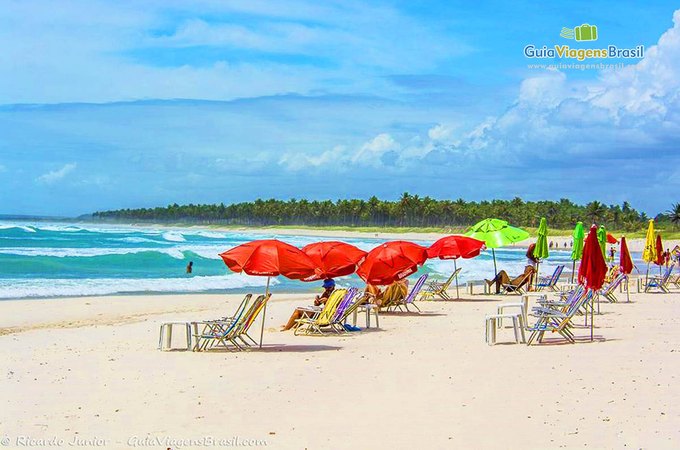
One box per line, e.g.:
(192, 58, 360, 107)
(597, 225, 607, 259)
(465, 218, 530, 278)
(533, 217, 549, 287)
(570, 222, 585, 282)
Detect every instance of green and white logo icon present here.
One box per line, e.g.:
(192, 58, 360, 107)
(560, 23, 598, 41)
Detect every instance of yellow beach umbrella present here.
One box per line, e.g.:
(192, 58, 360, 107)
(642, 219, 656, 284)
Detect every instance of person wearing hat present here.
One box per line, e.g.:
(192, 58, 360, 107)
(281, 279, 336, 331)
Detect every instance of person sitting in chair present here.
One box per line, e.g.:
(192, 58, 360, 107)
(485, 265, 535, 294)
(281, 278, 335, 331)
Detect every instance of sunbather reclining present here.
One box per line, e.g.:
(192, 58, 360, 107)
(281, 278, 335, 331)
(485, 265, 535, 294)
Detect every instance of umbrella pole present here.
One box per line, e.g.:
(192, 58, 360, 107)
(259, 276, 270, 349)
(492, 248, 498, 280)
(454, 259, 460, 299)
(535, 261, 540, 291)
(626, 275, 630, 303)
(571, 260, 576, 284)
(645, 262, 650, 288)
(591, 289, 595, 341)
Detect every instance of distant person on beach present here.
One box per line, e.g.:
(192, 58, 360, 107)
(564, 242, 568, 249)
(186, 261, 193, 274)
(281, 279, 335, 331)
(609, 247, 616, 262)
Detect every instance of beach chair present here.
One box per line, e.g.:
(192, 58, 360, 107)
(300, 288, 360, 335)
(385, 274, 428, 312)
(527, 286, 591, 345)
(294, 289, 346, 335)
(419, 268, 461, 301)
(500, 272, 532, 295)
(232, 293, 271, 347)
(599, 273, 626, 302)
(535, 265, 565, 291)
(644, 264, 675, 293)
(193, 295, 265, 351)
(214, 293, 252, 322)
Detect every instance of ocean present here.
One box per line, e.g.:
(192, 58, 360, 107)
(0, 221, 636, 300)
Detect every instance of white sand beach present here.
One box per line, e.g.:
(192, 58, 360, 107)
(2, 286, 679, 449)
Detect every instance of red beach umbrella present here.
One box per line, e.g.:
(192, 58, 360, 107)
(578, 225, 608, 341)
(357, 241, 428, 285)
(619, 236, 634, 302)
(426, 235, 485, 299)
(578, 225, 608, 291)
(427, 235, 485, 260)
(606, 233, 618, 244)
(619, 237, 634, 275)
(219, 239, 320, 347)
(220, 239, 318, 280)
(301, 241, 367, 280)
(654, 235, 664, 266)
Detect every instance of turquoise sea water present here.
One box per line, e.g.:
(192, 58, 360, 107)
(0, 222, 640, 299)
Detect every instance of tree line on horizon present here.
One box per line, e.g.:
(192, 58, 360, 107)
(91, 194, 680, 231)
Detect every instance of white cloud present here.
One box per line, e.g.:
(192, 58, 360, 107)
(36, 163, 77, 184)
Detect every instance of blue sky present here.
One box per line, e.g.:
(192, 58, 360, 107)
(1, 0, 679, 216)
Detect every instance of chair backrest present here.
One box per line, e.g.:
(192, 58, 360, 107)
(601, 273, 625, 294)
(231, 293, 252, 319)
(550, 265, 565, 285)
(405, 274, 428, 304)
(331, 287, 358, 323)
(317, 289, 346, 326)
(240, 294, 271, 334)
(382, 283, 406, 306)
(662, 264, 675, 282)
(440, 268, 461, 290)
(222, 294, 259, 336)
(338, 289, 365, 322)
(564, 285, 588, 318)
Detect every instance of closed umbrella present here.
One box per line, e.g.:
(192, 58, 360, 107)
(427, 235, 485, 298)
(357, 241, 427, 285)
(301, 241, 366, 280)
(219, 239, 320, 348)
(654, 234, 664, 275)
(597, 225, 607, 259)
(533, 217, 550, 288)
(570, 222, 585, 283)
(578, 225, 608, 340)
(642, 220, 657, 285)
(619, 236, 634, 302)
(465, 218, 530, 279)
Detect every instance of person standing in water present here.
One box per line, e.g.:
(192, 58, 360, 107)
(186, 261, 193, 274)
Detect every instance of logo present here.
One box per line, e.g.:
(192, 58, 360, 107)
(524, 23, 644, 63)
(561, 24, 598, 41)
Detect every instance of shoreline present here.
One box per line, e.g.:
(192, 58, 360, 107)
(75, 220, 680, 253)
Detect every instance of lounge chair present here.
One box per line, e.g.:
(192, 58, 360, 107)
(645, 264, 675, 293)
(194, 294, 267, 351)
(500, 271, 533, 295)
(599, 273, 626, 302)
(232, 293, 271, 347)
(385, 274, 428, 312)
(294, 289, 346, 335)
(419, 268, 461, 301)
(527, 286, 591, 345)
(535, 265, 565, 291)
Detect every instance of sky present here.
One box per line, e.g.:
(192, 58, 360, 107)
(1, 0, 679, 216)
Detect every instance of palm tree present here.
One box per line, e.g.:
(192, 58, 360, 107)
(668, 203, 680, 229)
